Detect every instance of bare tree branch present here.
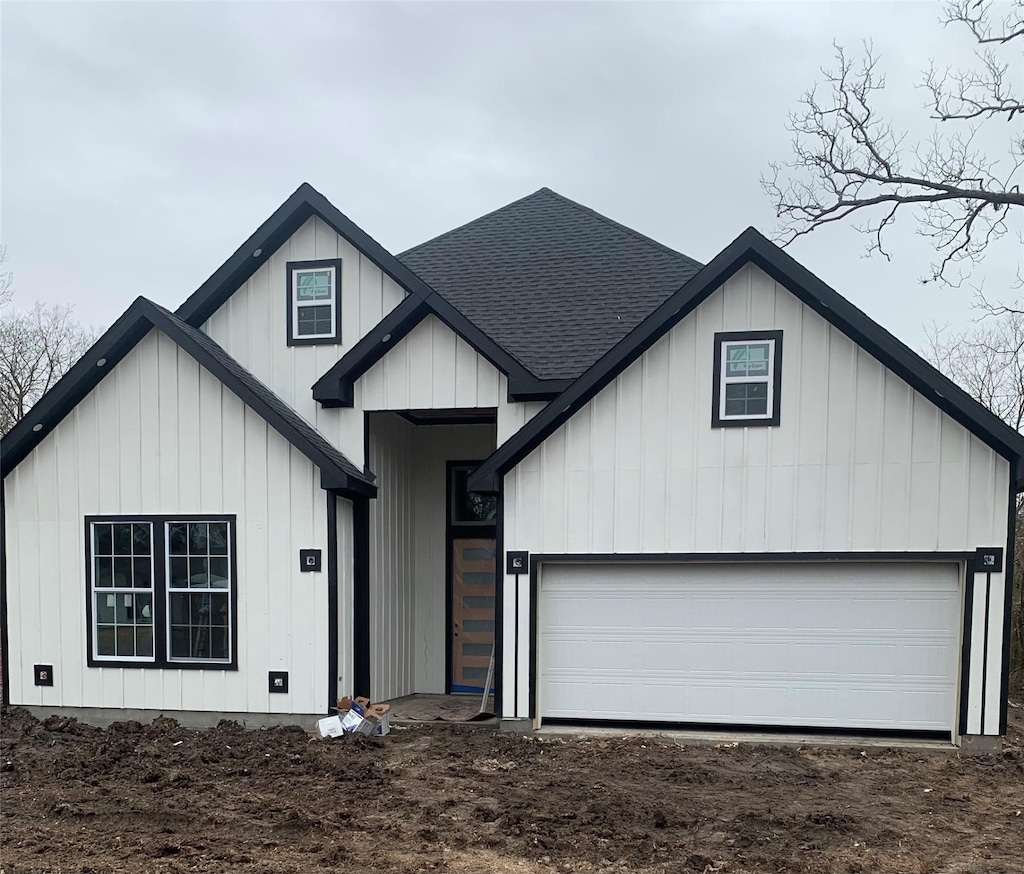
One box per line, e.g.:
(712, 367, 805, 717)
(763, 1, 1023, 285)
(0, 246, 13, 310)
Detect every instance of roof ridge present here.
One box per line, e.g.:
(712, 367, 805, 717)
(541, 188, 704, 270)
(396, 188, 558, 259)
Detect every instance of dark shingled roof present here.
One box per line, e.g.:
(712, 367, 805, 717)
(398, 188, 703, 380)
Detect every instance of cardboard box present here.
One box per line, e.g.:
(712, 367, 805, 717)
(328, 696, 391, 737)
(316, 715, 345, 739)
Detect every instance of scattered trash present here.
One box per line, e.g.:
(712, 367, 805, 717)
(172, 740, 183, 747)
(317, 695, 391, 739)
(923, 788, 933, 793)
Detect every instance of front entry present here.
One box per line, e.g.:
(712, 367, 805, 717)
(448, 463, 497, 693)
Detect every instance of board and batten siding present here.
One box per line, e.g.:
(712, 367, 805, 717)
(201, 215, 406, 469)
(4, 329, 332, 716)
(501, 263, 1012, 734)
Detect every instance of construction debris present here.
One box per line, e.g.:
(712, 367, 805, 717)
(317, 696, 391, 739)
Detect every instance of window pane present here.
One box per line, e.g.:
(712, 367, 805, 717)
(113, 558, 133, 587)
(170, 592, 189, 624)
(463, 596, 495, 610)
(96, 626, 116, 656)
(132, 523, 151, 556)
(295, 271, 332, 300)
(209, 557, 230, 588)
(190, 592, 210, 624)
(189, 557, 209, 587)
(114, 592, 136, 624)
(463, 573, 494, 586)
(463, 620, 495, 633)
(115, 626, 135, 657)
(209, 628, 228, 661)
(463, 547, 495, 561)
(724, 382, 769, 416)
(188, 523, 208, 555)
(95, 592, 116, 624)
(95, 558, 113, 588)
(462, 643, 492, 656)
(135, 593, 153, 625)
(169, 557, 189, 588)
(133, 557, 152, 589)
(113, 524, 133, 555)
(136, 626, 153, 658)
(296, 305, 332, 336)
(208, 593, 229, 625)
(168, 524, 188, 556)
(725, 343, 771, 378)
(169, 625, 191, 660)
(94, 524, 112, 556)
(208, 523, 228, 555)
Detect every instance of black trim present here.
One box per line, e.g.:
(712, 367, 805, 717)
(541, 717, 950, 743)
(286, 259, 343, 347)
(494, 474, 504, 719)
(352, 496, 371, 698)
(326, 493, 339, 714)
(84, 515, 239, 671)
(711, 330, 783, 428)
(981, 572, 991, 732)
(999, 485, 1019, 735)
(468, 227, 1024, 494)
(399, 410, 497, 427)
(0, 479, 9, 706)
(0, 298, 375, 498)
(528, 551, 970, 726)
(959, 570, 975, 736)
(445, 460, 497, 694)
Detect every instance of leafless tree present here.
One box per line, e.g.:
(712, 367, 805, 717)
(0, 301, 97, 436)
(924, 302, 1024, 692)
(763, 0, 1023, 287)
(0, 246, 13, 310)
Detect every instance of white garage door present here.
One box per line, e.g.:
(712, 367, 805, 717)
(540, 562, 960, 733)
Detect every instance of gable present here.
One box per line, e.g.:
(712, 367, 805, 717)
(471, 228, 1024, 493)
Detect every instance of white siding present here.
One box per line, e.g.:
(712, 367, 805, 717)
(336, 496, 355, 703)
(4, 330, 331, 715)
(501, 264, 1012, 728)
(368, 413, 417, 702)
(359, 315, 502, 411)
(202, 215, 406, 468)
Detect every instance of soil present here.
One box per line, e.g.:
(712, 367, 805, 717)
(2, 707, 1023, 874)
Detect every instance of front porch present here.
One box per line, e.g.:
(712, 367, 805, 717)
(383, 692, 496, 725)
(362, 410, 499, 710)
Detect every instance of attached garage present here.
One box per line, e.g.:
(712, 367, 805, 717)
(539, 561, 962, 737)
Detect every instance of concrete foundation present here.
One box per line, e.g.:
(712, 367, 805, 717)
(959, 734, 1002, 755)
(20, 705, 321, 731)
(498, 717, 534, 734)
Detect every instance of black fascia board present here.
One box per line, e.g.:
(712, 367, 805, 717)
(506, 376, 575, 402)
(2, 297, 375, 499)
(469, 226, 1024, 494)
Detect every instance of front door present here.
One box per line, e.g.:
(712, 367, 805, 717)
(448, 463, 497, 693)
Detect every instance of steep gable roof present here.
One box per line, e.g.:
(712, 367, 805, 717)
(1, 299, 374, 497)
(398, 188, 703, 380)
(470, 227, 1024, 494)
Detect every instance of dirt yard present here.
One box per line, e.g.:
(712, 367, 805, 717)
(2, 707, 1023, 874)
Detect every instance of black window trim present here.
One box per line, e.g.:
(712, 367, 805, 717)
(286, 258, 342, 346)
(84, 514, 239, 670)
(711, 330, 783, 428)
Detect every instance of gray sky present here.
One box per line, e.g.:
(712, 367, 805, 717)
(2, 1, 1020, 350)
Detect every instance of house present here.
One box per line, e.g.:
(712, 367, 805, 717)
(2, 183, 1021, 748)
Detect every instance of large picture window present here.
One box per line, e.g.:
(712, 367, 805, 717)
(86, 516, 237, 669)
(711, 331, 783, 428)
(287, 259, 342, 345)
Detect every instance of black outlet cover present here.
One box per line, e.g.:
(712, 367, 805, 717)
(269, 671, 289, 693)
(299, 549, 322, 572)
(974, 546, 1004, 573)
(34, 664, 54, 687)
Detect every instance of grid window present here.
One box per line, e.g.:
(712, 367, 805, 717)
(713, 332, 783, 427)
(86, 517, 236, 669)
(288, 261, 340, 343)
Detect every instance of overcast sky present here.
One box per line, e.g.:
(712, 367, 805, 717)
(2, 1, 1020, 351)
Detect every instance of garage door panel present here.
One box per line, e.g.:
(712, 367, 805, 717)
(539, 562, 960, 733)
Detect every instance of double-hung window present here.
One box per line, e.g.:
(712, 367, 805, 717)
(87, 517, 237, 669)
(287, 259, 342, 345)
(712, 331, 783, 427)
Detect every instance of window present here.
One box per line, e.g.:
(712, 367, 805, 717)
(86, 517, 237, 668)
(712, 331, 783, 427)
(287, 259, 342, 345)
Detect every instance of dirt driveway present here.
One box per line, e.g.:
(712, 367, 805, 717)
(2, 706, 1022, 873)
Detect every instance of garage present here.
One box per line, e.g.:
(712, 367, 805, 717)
(539, 561, 962, 735)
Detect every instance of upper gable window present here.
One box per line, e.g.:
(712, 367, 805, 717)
(287, 259, 342, 345)
(712, 331, 783, 428)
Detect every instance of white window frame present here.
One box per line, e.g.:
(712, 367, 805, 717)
(164, 521, 234, 666)
(290, 264, 338, 342)
(88, 521, 156, 664)
(718, 337, 777, 423)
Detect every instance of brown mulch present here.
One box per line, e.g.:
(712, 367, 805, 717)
(1, 705, 1023, 873)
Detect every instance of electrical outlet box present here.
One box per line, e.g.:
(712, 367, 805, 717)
(34, 664, 54, 687)
(268, 671, 289, 693)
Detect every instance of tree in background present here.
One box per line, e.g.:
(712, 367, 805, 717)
(763, 0, 1023, 288)
(925, 306, 1024, 692)
(0, 248, 97, 436)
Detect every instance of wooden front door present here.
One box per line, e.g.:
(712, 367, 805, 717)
(451, 539, 497, 692)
